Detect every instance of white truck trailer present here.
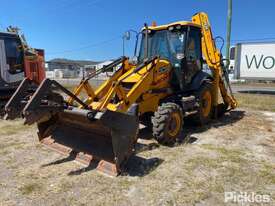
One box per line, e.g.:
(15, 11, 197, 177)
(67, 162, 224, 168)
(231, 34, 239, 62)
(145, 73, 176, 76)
(230, 42, 275, 80)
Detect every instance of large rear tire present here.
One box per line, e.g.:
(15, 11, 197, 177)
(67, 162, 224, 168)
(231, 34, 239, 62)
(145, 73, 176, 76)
(192, 82, 213, 125)
(152, 103, 183, 145)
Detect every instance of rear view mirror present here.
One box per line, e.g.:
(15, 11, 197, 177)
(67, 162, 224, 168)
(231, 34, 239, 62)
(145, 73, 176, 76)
(176, 53, 185, 60)
(129, 56, 138, 65)
(124, 31, 131, 40)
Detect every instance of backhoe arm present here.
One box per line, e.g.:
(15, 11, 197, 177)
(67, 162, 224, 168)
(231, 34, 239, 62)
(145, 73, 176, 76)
(192, 12, 237, 113)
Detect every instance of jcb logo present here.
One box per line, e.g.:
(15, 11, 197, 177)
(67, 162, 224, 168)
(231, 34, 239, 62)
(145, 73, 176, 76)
(246, 55, 275, 69)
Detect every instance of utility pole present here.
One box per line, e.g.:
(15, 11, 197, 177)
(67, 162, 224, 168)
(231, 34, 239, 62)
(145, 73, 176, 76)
(226, 0, 232, 64)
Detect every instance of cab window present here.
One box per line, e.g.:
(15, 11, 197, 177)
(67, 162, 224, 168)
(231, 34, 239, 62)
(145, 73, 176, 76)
(3, 37, 24, 74)
(187, 29, 202, 63)
(184, 28, 203, 84)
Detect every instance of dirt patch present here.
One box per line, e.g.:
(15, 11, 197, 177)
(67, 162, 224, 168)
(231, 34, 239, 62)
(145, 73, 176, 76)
(0, 109, 274, 205)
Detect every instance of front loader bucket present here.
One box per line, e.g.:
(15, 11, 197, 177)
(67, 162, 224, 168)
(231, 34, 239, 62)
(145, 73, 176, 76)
(33, 108, 138, 176)
(18, 78, 139, 176)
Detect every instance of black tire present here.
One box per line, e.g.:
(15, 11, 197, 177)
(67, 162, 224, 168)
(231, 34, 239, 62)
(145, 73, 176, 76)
(152, 103, 183, 145)
(192, 82, 213, 125)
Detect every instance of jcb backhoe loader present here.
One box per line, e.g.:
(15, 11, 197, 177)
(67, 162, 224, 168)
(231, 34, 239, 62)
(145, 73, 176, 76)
(5, 12, 237, 176)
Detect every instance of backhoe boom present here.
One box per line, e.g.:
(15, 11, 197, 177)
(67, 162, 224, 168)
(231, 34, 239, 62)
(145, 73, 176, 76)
(192, 12, 237, 113)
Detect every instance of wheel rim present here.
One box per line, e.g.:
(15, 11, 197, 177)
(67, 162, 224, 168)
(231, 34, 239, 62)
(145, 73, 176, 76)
(201, 90, 212, 117)
(167, 112, 181, 137)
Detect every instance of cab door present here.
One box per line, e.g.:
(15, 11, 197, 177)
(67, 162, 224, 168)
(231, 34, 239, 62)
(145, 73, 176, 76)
(184, 27, 203, 85)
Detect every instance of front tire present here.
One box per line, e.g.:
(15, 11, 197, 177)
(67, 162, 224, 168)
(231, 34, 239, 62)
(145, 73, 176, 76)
(152, 103, 183, 145)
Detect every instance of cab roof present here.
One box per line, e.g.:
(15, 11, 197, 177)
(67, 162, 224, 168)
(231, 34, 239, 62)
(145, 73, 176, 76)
(0, 31, 19, 39)
(145, 21, 201, 31)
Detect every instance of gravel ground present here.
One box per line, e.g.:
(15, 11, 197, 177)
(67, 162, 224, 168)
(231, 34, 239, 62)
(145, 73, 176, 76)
(0, 109, 274, 206)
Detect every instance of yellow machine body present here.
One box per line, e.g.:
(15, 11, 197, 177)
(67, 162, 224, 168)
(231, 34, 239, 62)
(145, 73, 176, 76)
(5, 12, 237, 176)
(75, 59, 172, 114)
(69, 12, 237, 115)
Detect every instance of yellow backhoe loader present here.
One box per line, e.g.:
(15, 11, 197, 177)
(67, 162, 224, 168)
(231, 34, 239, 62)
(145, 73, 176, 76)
(5, 12, 237, 176)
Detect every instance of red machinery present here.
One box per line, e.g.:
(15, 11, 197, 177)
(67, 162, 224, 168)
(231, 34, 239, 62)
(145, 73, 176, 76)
(0, 26, 45, 115)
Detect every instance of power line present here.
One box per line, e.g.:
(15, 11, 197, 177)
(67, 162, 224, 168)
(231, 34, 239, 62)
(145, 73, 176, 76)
(231, 37, 275, 43)
(47, 35, 121, 55)
(47, 0, 101, 15)
(49, 35, 275, 56)
(83, 0, 101, 7)
(216, 37, 275, 43)
(48, 0, 84, 12)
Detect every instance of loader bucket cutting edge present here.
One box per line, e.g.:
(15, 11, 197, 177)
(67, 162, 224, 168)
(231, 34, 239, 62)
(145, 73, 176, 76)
(37, 108, 139, 176)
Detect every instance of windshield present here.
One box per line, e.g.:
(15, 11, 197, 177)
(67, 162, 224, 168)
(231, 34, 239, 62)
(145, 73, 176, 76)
(138, 29, 186, 65)
(0, 34, 24, 74)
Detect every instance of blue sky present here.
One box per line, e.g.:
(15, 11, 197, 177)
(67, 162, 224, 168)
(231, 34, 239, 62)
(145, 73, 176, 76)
(0, 0, 274, 61)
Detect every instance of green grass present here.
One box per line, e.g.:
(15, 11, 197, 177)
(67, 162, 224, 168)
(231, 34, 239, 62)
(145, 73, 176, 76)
(19, 182, 43, 195)
(201, 144, 245, 163)
(0, 142, 24, 150)
(235, 93, 275, 112)
(0, 124, 25, 136)
(0, 120, 33, 136)
(182, 144, 275, 203)
(259, 164, 275, 185)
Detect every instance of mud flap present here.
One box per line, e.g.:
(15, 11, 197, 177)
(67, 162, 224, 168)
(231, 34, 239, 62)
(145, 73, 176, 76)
(37, 108, 139, 176)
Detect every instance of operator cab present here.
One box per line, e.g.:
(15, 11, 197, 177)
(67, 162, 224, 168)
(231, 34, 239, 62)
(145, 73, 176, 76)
(0, 32, 24, 75)
(138, 23, 204, 91)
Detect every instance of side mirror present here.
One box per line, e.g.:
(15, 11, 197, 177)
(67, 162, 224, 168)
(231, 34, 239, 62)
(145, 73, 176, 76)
(124, 31, 131, 40)
(176, 53, 185, 60)
(129, 56, 138, 65)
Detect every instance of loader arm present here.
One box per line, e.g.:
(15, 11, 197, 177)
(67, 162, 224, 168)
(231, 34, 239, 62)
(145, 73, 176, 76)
(94, 57, 159, 112)
(192, 12, 237, 113)
(67, 56, 129, 107)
